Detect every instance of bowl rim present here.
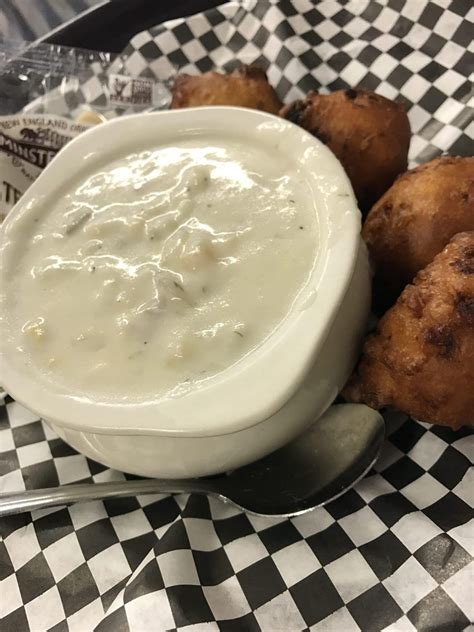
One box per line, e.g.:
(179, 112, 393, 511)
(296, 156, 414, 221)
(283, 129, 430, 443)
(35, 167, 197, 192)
(0, 107, 361, 437)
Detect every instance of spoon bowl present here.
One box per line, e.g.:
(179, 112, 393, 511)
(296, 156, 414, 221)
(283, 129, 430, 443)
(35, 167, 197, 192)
(214, 403, 385, 515)
(0, 404, 384, 518)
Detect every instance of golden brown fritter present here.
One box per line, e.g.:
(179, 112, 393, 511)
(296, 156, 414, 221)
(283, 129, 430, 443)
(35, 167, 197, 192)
(170, 65, 282, 114)
(363, 156, 474, 296)
(343, 231, 474, 428)
(280, 89, 411, 213)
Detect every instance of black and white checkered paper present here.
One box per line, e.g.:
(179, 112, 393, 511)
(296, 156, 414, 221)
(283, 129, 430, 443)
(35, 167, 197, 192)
(1, 1, 473, 630)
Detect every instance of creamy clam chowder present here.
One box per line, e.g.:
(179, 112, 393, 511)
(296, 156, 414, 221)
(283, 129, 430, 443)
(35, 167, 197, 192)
(2, 134, 318, 401)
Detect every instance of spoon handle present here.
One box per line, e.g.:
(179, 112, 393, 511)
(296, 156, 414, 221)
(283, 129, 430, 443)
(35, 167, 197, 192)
(0, 479, 213, 517)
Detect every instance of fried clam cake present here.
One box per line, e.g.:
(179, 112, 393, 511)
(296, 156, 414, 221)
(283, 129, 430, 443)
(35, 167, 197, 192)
(344, 231, 474, 429)
(281, 89, 410, 213)
(363, 156, 474, 296)
(170, 65, 282, 115)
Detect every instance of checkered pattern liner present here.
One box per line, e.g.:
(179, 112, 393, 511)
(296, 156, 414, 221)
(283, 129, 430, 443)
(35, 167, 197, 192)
(1, 1, 473, 630)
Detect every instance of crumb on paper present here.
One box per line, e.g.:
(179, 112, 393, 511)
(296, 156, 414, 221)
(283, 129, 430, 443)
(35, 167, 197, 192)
(76, 110, 107, 126)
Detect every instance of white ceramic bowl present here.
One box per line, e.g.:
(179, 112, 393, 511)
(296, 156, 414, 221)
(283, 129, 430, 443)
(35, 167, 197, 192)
(0, 107, 370, 478)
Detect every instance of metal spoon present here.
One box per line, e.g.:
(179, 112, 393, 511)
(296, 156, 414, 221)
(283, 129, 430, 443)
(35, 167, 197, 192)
(0, 404, 384, 518)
